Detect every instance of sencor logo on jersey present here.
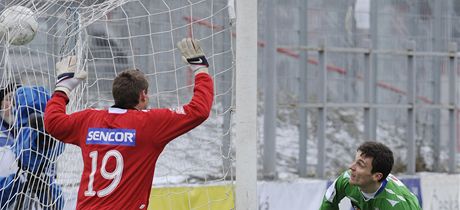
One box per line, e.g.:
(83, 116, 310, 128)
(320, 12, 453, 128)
(86, 128, 136, 146)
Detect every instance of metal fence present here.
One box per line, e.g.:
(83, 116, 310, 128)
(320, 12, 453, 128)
(260, 0, 460, 179)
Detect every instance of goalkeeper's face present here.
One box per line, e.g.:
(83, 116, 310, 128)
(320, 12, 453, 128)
(348, 151, 383, 191)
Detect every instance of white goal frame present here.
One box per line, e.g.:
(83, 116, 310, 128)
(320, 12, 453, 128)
(235, 0, 258, 209)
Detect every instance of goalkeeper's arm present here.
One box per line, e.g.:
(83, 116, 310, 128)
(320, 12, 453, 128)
(45, 56, 87, 145)
(147, 38, 213, 146)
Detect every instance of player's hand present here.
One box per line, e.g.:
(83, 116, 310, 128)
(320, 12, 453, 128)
(177, 38, 209, 75)
(55, 56, 87, 96)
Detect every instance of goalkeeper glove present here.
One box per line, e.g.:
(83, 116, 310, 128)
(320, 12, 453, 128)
(55, 56, 87, 96)
(177, 38, 209, 75)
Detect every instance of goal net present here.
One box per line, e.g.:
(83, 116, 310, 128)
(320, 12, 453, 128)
(0, 0, 235, 209)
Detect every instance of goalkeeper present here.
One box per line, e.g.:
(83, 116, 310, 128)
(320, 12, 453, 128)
(45, 38, 213, 209)
(320, 141, 421, 210)
(0, 85, 65, 210)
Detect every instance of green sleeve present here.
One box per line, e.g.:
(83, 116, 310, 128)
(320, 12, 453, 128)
(320, 172, 349, 210)
(391, 199, 422, 210)
(393, 193, 422, 210)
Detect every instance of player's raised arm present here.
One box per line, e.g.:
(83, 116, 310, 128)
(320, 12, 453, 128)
(44, 56, 87, 144)
(149, 38, 214, 145)
(176, 38, 214, 117)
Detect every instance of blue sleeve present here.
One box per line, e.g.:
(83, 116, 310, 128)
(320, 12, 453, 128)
(0, 125, 14, 147)
(0, 135, 11, 147)
(14, 127, 65, 174)
(0, 173, 26, 208)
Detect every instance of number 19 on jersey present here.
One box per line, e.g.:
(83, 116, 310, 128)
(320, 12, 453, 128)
(84, 150, 124, 197)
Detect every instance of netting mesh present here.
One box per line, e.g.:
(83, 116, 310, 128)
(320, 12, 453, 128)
(0, 0, 234, 209)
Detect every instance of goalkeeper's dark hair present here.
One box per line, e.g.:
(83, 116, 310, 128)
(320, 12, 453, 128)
(112, 69, 149, 109)
(357, 141, 394, 182)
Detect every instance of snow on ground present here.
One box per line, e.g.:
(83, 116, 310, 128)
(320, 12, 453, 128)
(269, 107, 454, 180)
(57, 103, 455, 190)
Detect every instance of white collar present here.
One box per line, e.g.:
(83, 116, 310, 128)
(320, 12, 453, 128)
(108, 107, 127, 114)
(360, 182, 384, 201)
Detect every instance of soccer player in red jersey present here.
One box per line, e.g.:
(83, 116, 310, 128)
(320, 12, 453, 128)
(44, 38, 213, 210)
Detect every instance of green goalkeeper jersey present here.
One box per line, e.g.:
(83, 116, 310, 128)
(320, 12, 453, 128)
(320, 171, 421, 210)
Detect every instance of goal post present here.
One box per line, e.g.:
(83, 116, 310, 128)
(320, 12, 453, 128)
(235, 0, 258, 209)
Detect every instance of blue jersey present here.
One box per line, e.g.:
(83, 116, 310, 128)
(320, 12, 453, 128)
(12, 86, 65, 174)
(0, 121, 14, 147)
(0, 86, 65, 210)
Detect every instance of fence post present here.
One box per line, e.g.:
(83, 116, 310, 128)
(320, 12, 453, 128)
(298, 0, 309, 178)
(448, 42, 458, 173)
(363, 39, 374, 141)
(406, 40, 416, 175)
(262, 0, 278, 180)
(317, 39, 327, 178)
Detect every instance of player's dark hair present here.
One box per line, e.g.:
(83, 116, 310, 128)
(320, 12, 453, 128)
(357, 141, 394, 182)
(0, 82, 21, 108)
(112, 69, 148, 109)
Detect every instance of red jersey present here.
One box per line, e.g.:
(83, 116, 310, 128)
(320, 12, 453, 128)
(44, 73, 213, 210)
